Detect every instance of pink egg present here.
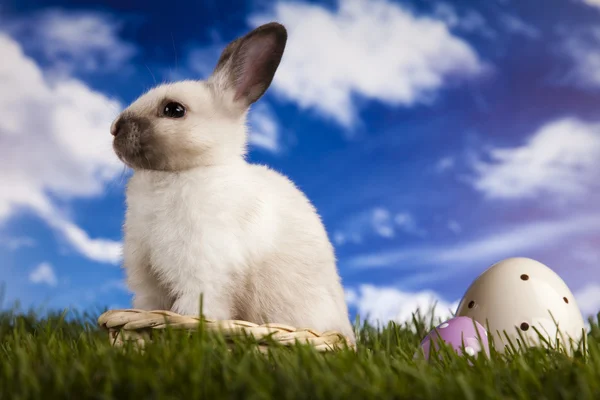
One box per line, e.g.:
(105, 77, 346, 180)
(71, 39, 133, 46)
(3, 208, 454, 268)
(415, 316, 490, 360)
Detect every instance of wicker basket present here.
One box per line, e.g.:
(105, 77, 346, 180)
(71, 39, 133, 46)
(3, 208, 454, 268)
(98, 309, 355, 352)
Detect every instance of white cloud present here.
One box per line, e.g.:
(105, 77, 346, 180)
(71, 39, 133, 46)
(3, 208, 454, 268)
(583, 0, 600, 9)
(499, 14, 539, 39)
(560, 27, 600, 88)
(333, 231, 362, 246)
(248, 0, 487, 127)
(394, 212, 427, 237)
(433, 5, 538, 41)
(334, 207, 425, 246)
(348, 213, 600, 271)
(470, 117, 600, 200)
(344, 282, 599, 330)
(29, 262, 58, 287)
(0, 236, 35, 250)
(435, 156, 455, 173)
(0, 31, 124, 264)
(45, 214, 122, 264)
(432, 3, 495, 39)
(372, 208, 395, 238)
(448, 220, 462, 234)
(346, 284, 458, 326)
(248, 102, 282, 153)
(8, 9, 136, 74)
(575, 283, 600, 319)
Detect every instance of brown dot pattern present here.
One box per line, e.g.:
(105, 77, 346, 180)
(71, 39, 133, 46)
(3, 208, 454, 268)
(518, 273, 570, 307)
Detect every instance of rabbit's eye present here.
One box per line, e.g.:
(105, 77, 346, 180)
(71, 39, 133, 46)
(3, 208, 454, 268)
(163, 102, 186, 118)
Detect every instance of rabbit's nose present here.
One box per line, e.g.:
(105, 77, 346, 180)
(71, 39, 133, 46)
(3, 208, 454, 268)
(111, 117, 124, 137)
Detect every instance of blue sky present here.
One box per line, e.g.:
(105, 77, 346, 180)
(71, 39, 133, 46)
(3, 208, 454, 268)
(1, 0, 600, 324)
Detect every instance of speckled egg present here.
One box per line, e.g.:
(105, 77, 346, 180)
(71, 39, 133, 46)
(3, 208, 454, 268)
(415, 316, 490, 361)
(455, 257, 587, 354)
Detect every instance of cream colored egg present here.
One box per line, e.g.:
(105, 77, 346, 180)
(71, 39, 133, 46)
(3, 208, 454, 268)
(455, 257, 587, 354)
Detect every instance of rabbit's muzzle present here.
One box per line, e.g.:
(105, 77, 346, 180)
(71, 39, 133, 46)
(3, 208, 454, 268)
(112, 114, 168, 171)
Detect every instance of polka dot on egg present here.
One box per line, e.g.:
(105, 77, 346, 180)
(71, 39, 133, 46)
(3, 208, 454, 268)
(465, 338, 482, 352)
(439, 323, 450, 329)
(465, 347, 476, 356)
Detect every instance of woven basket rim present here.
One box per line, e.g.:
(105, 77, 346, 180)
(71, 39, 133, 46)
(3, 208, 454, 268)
(98, 309, 355, 351)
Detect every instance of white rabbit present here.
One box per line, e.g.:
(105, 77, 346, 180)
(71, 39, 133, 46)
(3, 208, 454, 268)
(111, 22, 355, 342)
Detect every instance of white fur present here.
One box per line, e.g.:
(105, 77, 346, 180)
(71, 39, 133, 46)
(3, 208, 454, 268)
(118, 80, 355, 341)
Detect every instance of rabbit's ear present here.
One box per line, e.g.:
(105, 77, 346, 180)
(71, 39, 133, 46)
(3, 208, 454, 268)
(210, 22, 287, 107)
(212, 37, 242, 74)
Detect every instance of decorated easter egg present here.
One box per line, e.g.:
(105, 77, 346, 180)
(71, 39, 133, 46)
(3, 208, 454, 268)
(455, 257, 586, 354)
(415, 316, 489, 360)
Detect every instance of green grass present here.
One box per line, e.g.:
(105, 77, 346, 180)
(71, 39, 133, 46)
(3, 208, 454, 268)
(0, 308, 599, 400)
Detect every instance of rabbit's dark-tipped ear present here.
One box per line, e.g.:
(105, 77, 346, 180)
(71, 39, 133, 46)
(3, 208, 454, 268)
(210, 22, 287, 106)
